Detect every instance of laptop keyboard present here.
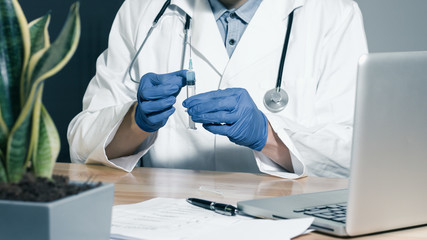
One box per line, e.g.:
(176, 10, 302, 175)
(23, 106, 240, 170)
(293, 203, 347, 223)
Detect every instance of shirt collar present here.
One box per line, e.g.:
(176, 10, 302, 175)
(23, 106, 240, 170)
(208, 0, 263, 23)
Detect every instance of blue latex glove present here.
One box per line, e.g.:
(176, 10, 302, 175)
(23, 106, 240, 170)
(135, 70, 187, 132)
(183, 88, 268, 151)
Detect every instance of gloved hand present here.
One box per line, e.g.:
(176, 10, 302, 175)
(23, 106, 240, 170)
(135, 70, 187, 132)
(183, 88, 268, 151)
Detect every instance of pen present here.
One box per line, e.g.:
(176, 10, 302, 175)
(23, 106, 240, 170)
(186, 198, 237, 216)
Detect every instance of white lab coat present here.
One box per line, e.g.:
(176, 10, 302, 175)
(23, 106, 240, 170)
(67, 0, 368, 178)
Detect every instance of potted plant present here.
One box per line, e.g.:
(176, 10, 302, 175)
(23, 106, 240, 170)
(0, 0, 114, 239)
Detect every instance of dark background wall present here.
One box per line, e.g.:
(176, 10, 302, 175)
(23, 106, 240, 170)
(17, 0, 427, 163)
(19, 0, 124, 162)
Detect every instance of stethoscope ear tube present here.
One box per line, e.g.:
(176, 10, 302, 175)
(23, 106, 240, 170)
(128, 27, 156, 83)
(153, 0, 171, 26)
(128, 0, 173, 83)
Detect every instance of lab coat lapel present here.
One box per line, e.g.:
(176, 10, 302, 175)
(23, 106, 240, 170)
(190, 0, 229, 75)
(222, 0, 305, 82)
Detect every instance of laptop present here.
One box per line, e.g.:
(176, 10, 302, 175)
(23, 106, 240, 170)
(237, 51, 427, 237)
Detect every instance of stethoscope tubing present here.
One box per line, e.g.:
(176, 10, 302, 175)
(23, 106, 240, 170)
(262, 9, 295, 112)
(128, 0, 173, 83)
(276, 10, 294, 90)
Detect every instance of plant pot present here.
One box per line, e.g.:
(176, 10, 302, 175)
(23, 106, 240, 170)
(0, 182, 114, 240)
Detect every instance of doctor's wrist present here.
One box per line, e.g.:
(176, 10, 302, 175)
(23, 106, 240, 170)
(261, 122, 294, 173)
(106, 103, 151, 159)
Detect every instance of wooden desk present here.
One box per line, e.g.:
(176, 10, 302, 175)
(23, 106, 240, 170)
(53, 163, 427, 240)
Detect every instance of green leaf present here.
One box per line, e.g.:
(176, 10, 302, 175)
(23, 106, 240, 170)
(0, 0, 30, 131)
(29, 13, 51, 56)
(26, 83, 43, 169)
(6, 80, 43, 182)
(18, 15, 51, 163)
(22, 13, 51, 102)
(0, 148, 7, 182)
(1, 0, 30, 182)
(33, 103, 60, 178)
(0, 105, 7, 152)
(5, 94, 33, 182)
(29, 2, 80, 87)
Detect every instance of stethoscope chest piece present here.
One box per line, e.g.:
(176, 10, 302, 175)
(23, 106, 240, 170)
(263, 88, 288, 113)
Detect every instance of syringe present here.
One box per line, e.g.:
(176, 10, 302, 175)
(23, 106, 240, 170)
(186, 59, 196, 130)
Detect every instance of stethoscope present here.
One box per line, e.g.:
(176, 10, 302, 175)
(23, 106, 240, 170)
(264, 10, 294, 113)
(127, 0, 295, 113)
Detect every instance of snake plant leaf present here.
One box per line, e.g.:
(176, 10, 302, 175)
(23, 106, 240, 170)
(20, 15, 52, 168)
(6, 2, 80, 182)
(33, 103, 60, 178)
(6, 92, 33, 182)
(0, 106, 7, 153)
(0, 0, 30, 127)
(0, 0, 30, 134)
(0, 148, 7, 182)
(1, 0, 30, 182)
(28, 2, 80, 87)
(21, 13, 51, 102)
(23, 50, 48, 168)
(6, 78, 45, 182)
(0, 111, 5, 182)
(26, 85, 44, 169)
(29, 13, 51, 55)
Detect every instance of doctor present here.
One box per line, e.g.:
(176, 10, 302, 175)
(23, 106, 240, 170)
(67, 0, 368, 178)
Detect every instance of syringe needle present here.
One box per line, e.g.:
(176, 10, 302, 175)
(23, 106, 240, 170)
(187, 59, 196, 130)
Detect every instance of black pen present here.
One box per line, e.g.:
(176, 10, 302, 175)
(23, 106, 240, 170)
(186, 198, 237, 216)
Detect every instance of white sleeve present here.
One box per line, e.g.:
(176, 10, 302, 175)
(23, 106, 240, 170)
(255, 2, 368, 178)
(67, 0, 155, 172)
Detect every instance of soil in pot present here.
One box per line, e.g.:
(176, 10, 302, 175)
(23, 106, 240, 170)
(0, 173, 101, 202)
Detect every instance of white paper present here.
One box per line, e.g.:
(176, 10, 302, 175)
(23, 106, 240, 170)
(110, 198, 313, 240)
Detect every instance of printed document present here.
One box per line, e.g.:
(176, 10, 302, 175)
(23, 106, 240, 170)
(110, 198, 313, 240)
